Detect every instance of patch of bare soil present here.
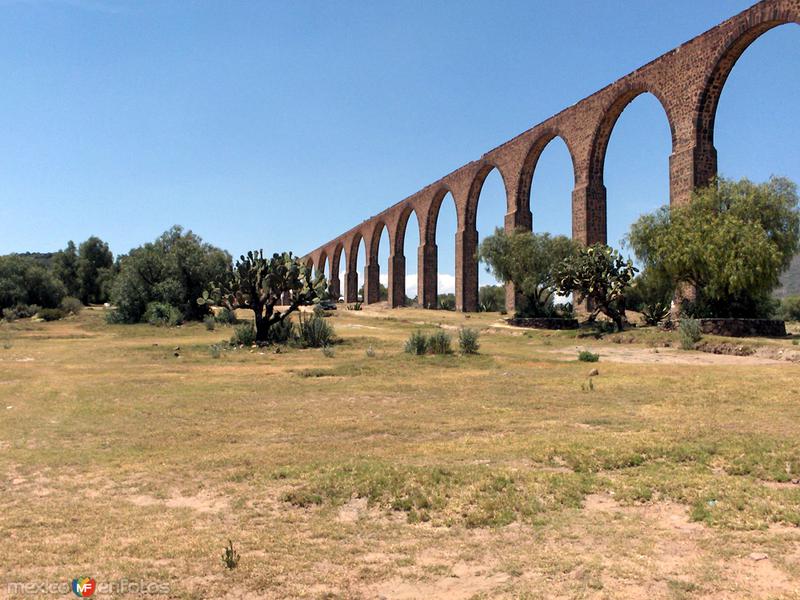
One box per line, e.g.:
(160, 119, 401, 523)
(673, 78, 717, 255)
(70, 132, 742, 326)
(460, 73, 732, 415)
(127, 490, 228, 513)
(371, 562, 511, 600)
(551, 344, 791, 365)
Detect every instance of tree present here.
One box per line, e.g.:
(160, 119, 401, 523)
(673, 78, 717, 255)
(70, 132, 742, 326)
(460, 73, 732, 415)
(627, 176, 800, 318)
(198, 250, 325, 344)
(51, 241, 81, 298)
(77, 237, 114, 304)
(0, 255, 66, 311)
(109, 226, 231, 323)
(478, 285, 506, 312)
(478, 228, 578, 317)
(553, 244, 638, 331)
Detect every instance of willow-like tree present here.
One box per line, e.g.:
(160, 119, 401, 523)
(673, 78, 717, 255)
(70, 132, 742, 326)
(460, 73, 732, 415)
(198, 250, 326, 343)
(627, 176, 800, 318)
(478, 228, 578, 317)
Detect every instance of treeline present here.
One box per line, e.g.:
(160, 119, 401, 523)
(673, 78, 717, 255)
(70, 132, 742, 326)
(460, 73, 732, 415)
(0, 226, 230, 324)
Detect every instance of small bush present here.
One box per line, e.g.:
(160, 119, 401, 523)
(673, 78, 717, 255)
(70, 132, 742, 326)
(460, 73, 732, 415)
(204, 315, 216, 331)
(215, 307, 237, 325)
(144, 302, 183, 327)
(2, 304, 40, 321)
(679, 318, 702, 350)
(105, 308, 127, 324)
(312, 303, 326, 319)
(297, 313, 334, 348)
(231, 323, 257, 347)
(60, 297, 83, 315)
(346, 302, 362, 311)
(640, 301, 669, 326)
(458, 327, 480, 354)
(321, 346, 335, 358)
(365, 346, 376, 358)
(578, 350, 599, 362)
(404, 330, 428, 355)
(267, 318, 293, 344)
(38, 308, 66, 321)
(428, 329, 452, 355)
(209, 344, 222, 359)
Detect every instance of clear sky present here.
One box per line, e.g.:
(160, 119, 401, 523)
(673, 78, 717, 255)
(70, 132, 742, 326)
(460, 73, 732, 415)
(1, 0, 798, 295)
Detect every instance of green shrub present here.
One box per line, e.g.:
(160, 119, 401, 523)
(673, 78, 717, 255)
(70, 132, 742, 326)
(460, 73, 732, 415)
(297, 313, 334, 348)
(679, 318, 702, 350)
(428, 329, 452, 354)
(438, 294, 456, 311)
(458, 327, 480, 354)
(404, 330, 428, 355)
(312, 303, 326, 319)
(59, 296, 83, 315)
(640, 301, 670, 326)
(144, 302, 183, 327)
(2, 304, 40, 321)
(578, 350, 599, 362)
(346, 302, 362, 311)
(321, 346, 335, 358)
(203, 315, 216, 331)
(365, 346, 376, 358)
(778, 296, 800, 321)
(38, 307, 66, 321)
(231, 323, 257, 347)
(267, 318, 294, 344)
(209, 344, 222, 359)
(215, 307, 237, 325)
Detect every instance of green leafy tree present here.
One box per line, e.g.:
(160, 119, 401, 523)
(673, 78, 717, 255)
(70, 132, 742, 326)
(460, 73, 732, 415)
(478, 228, 578, 317)
(553, 244, 638, 331)
(478, 284, 506, 312)
(51, 241, 81, 298)
(77, 236, 114, 304)
(198, 250, 326, 344)
(110, 226, 231, 323)
(627, 176, 800, 317)
(0, 255, 66, 311)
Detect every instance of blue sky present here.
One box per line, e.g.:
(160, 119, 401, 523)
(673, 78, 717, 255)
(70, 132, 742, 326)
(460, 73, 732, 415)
(1, 1, 798, 295)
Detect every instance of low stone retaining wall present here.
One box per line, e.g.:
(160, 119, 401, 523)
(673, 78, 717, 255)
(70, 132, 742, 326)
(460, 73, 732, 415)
(507, 317, 579, 330)
(696, 318, 787, 338)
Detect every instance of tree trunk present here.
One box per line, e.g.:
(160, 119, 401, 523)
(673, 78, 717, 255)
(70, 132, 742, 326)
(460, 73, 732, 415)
(253, 303, 269, 344)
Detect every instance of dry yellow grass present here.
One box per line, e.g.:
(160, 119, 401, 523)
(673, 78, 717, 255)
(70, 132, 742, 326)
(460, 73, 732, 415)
(1, 306, 799, 599)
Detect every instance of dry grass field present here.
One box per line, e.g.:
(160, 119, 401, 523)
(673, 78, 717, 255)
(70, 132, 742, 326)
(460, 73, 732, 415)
(1, 306, 800, 599)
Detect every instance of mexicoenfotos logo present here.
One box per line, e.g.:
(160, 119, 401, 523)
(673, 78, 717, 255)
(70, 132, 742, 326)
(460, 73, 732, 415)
(72, 577, 96, 597)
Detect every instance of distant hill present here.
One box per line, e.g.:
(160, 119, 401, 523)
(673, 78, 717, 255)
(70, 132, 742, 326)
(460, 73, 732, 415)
(777, 254, 800, 298)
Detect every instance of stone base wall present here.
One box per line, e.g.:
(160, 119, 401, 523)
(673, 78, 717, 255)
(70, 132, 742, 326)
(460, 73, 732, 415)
(507, 318, 579, 330)
(696, 318, 787, 338)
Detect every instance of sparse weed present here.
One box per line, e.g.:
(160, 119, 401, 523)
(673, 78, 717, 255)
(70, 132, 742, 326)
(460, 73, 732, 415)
(404, 330, 428, 355)
(221, 540, 240, 570)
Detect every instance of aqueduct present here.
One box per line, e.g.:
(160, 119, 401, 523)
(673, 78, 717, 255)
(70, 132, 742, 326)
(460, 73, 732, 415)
(303, 0, 799, 312)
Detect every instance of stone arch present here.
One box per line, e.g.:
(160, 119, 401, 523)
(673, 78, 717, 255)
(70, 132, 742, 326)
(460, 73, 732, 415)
(330, 242, 344, 280)
(464, 162, 511, 231)
(518, 130, 579, 216)
(367, 219, 390, 264)
(315, 250, 328, 279)
(589, 87, 677, 187)
(392, 204, 422, 256)
(695, 16, 800, 187)
(424, 186, 457, 245)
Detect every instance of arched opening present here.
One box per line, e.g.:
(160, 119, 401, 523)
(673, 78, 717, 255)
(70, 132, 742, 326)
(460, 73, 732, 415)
(529, 136, 575, 239)
(372, 223, 390, 303)
(316, 254, 327, 281)
(355, 236, 366, 303)
(602, 92, 673, 258)
(402, 209, 420, 305)
(431, 191, 458, 309)
(474, 168, 508, 305)
(712, 24, 800, 297)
